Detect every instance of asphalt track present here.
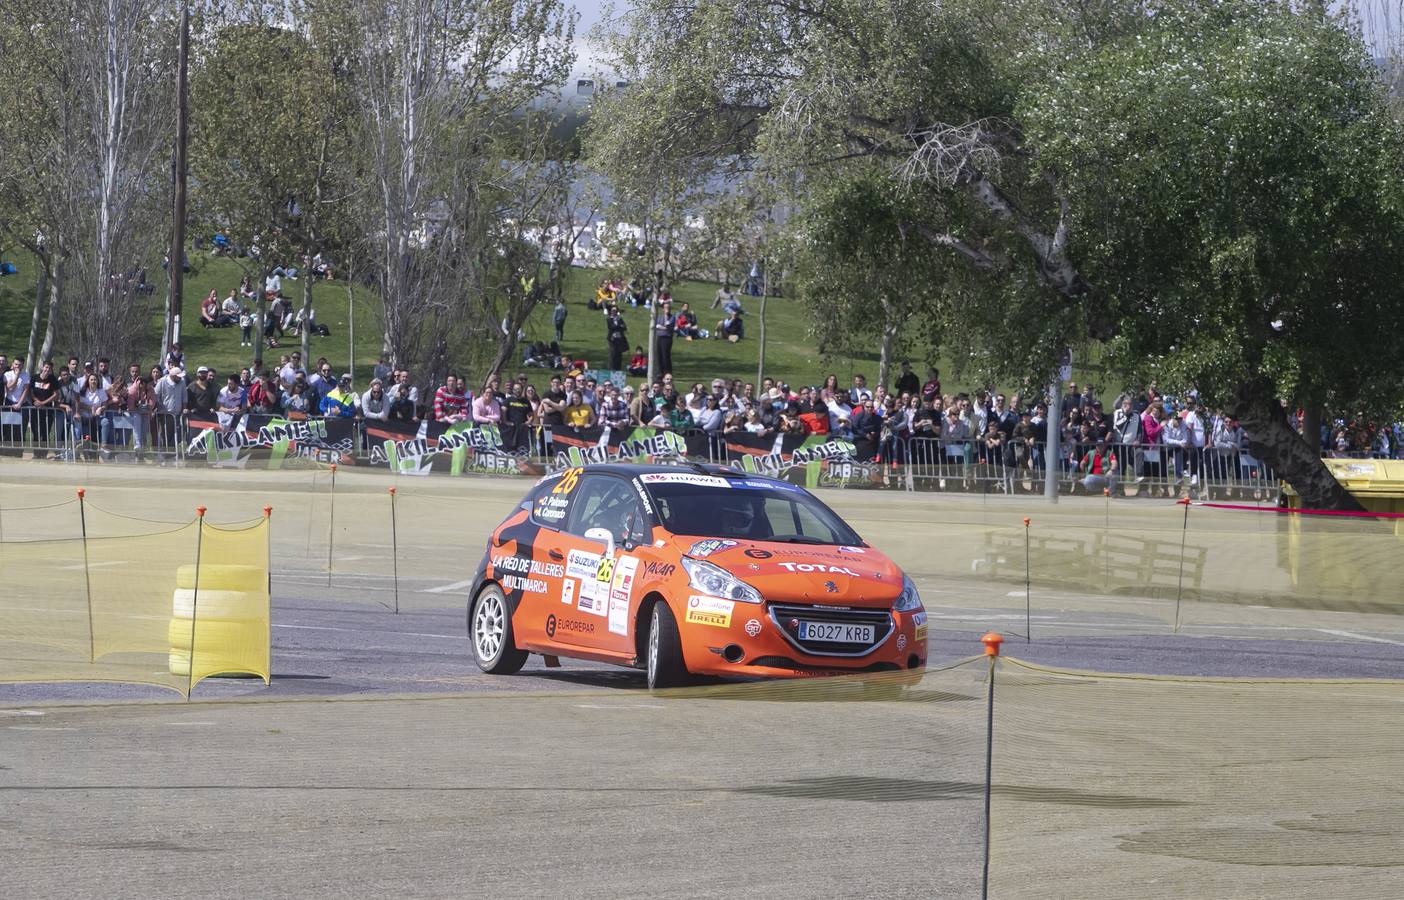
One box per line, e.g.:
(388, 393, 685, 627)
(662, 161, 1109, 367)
(3, 466, 1404, 898)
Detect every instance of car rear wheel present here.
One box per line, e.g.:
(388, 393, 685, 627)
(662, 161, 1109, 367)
(471, 585, 528, 674)
(646, 602, 689, 690)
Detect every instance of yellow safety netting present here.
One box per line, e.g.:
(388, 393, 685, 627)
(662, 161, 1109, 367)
(4, 459, 1404, 638)
(0, 511, 270, 697)
(988, 657, 1404, 898)
(826, 491, 1404, 638)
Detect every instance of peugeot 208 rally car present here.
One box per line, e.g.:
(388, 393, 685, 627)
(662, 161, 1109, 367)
(467, 463, 928, 689)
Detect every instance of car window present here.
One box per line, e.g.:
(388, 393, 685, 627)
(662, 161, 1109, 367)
(529, 468, 580, 527)
(564, 476, 647, 545)
(644, 479, 861, 545)
(759, 497, 833, 541)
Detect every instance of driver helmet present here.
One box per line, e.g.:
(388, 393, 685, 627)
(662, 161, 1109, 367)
(715, 498, 755, 534)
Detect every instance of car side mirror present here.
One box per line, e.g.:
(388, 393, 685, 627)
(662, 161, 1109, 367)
(583, 526, 615, 558)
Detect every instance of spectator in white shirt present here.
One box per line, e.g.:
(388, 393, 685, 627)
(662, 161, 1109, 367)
(1181, 405, 1206, 484)
(279, 351, 306, 388)
(849, 374, 873, 406)
(2, 358, 31, 449)
(217, 374, 247, 430)
(823, 389, 853, 434)
(1162, 413, 1188, 483)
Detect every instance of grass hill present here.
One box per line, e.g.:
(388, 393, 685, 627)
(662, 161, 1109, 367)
(0, 250, 902, 390)
(0, 248, 1104, 394)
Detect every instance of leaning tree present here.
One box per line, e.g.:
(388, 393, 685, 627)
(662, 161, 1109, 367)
(593, 0, 1404, 508)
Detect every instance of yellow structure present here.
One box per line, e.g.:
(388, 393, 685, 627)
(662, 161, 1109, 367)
(1281, 459, 1404, 607)
(0, 508, 270, 697)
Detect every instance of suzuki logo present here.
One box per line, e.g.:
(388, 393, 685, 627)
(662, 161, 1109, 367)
(824, 581, 838, 593)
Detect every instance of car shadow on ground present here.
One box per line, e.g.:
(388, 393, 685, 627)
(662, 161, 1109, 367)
(528, 668, 648, 690)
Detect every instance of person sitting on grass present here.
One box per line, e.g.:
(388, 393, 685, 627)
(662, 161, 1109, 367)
(627, 346, 648, 376)
(674, 302, 704, 340)
(199, 291, 219, 327)
(717, 310, 744, 342)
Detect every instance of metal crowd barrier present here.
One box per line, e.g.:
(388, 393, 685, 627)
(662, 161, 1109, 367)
(900, 437, 1280, 498)
(0, 404, 1368, 502)
(0, 405, 189, 462)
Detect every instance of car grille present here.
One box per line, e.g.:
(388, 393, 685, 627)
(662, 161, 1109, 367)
(766, 603, 894, 658)
(747, 656, 900, 673)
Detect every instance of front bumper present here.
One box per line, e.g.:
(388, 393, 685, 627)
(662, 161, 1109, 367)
(679, 601, 928, 679)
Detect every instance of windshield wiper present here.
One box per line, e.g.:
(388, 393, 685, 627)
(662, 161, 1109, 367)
(769, 536, 830, 544)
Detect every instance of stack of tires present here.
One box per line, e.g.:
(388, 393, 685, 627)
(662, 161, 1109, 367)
(168, 564, 266, 678)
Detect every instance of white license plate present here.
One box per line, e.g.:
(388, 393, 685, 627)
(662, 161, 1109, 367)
(798, 621, 875, 643)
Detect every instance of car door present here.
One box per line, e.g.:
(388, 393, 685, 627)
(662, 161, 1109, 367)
(502, 467, 581, 647)
(555, 473, 650, 653)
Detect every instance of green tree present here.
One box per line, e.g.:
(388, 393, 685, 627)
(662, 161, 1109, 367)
(1016, 2, 1404, 508)
(344, 0, 574, 387)
(0, 0, 174, 366)
(790, 168, 952, 389)
(189, 5, 347, 372)
(596, 0, 1404, 507)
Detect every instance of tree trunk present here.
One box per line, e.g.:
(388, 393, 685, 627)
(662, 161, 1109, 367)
(26, 254, 49, 372)
(755, 293, 767, 386)
(1227, 377, 1360, 511)
(40, 257, 63, 362)
(345, 275, 354, 382)
(485, 284, 539, 387)
(165, 2, 189, 363)
(1300, 404, 1322, 457)
(301, 262, 314, 363)
(253, 263, 270, 370)
(877, 317, 898, 390)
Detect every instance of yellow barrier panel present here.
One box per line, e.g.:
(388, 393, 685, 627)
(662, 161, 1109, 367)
(0, 497, 270, 697)
(179, 516, 271, 690)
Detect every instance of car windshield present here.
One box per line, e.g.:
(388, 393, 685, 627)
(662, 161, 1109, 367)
(642, 477, 863, 545)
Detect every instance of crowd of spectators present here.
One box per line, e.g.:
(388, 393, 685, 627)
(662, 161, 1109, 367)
(4, 326, 1403, 488)
(0, 346, 418, 459)
(13, 238, 1392, 484)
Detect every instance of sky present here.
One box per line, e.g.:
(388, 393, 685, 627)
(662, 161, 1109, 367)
(573, 0, 608, 36)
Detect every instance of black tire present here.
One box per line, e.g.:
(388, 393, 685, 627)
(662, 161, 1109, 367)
(646, 601, 690, 690)
(470, 585, 528, 675)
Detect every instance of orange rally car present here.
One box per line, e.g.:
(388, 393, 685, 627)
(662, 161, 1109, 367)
(467, 463, 928, 689)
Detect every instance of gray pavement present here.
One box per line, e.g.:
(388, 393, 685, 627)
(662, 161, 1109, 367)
(3, 577, 1402, 706)
(4, 465, 1404, 898)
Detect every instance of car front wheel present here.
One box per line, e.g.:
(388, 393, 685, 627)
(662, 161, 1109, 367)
(647, 601, 689, 690)
(471, 585, 528, 674)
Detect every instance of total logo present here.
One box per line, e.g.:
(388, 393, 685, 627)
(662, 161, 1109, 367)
(744, 618, 762, 637)
(777, 562, 859, 576)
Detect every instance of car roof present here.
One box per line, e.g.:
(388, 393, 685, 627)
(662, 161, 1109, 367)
(567, 462, 742, 479)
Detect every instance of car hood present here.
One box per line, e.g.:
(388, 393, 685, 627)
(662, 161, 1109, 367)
(674, 537, 904, 608)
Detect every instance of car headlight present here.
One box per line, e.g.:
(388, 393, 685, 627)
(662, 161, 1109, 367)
(894, 575, 924, 612)
(681, 557, 763, 604)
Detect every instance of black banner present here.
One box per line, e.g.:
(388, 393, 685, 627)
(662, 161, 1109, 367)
(186, 414, 356, 467)
(363, 419, 543, 476)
